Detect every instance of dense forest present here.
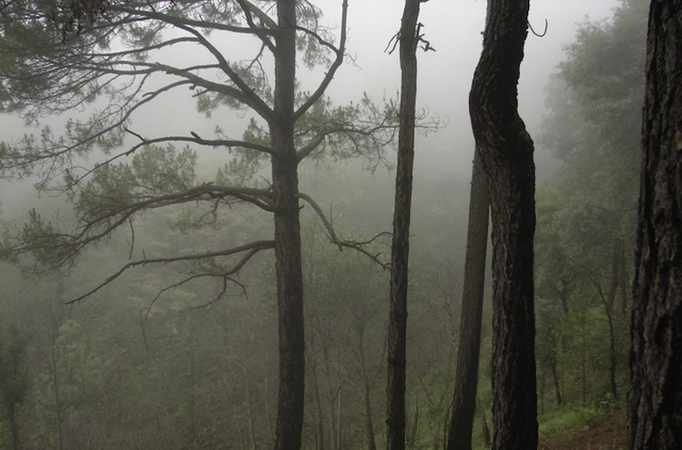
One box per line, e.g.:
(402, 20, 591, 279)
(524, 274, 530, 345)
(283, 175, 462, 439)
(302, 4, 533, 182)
(0, 0, 678, 449)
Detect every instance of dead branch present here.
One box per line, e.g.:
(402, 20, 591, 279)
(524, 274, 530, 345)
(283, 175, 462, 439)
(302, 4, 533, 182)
(298, 192, 390, 270)
(66, 240, 275, 305)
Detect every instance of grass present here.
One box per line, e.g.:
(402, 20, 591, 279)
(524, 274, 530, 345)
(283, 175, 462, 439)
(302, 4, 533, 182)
(538, 405, 603, 439)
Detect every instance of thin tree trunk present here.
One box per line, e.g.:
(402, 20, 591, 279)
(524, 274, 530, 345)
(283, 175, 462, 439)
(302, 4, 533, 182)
(607, 240, 620, 313)
(476, 398, 491, 448)
(468, 1, 538, 449)
(617, 240, 628, 316)
(447, 150, 489, 450)
(605, 304, 618, 400)
(244, 362, 258, 450)
(387, 1, 422, 449)
(187, 320, 198, 447)
(550, 355, 562, 406)
(9, 403, 21, 450)
(363, 378, 377, 450)
(358, 323, 377, 450)
(406, 396, 420, 446)
(335, 387, 342, 450)
(581, 321, 587, 405)
(311, 353, 325, 450)
(629, 1, 682, 449)
(272, 2, 305, 449)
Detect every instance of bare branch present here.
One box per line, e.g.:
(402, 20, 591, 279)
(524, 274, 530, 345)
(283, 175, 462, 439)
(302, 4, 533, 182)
(144, 244, 261, 317)
(116, 8, 276, 120)
(298, 192, 390, 270)
(110, 3, 276, 37)
(66, 240, 275, 305)
(125, 128, 274, 156)
(4, 184, 275, 272)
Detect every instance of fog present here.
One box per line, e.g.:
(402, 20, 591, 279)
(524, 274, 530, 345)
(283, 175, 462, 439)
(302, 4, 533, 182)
(0, 1, 619, 207)
(0, 1, 639, 448)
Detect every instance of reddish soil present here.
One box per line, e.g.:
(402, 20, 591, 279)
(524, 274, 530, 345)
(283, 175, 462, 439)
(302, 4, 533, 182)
(539, 409, 627, 450)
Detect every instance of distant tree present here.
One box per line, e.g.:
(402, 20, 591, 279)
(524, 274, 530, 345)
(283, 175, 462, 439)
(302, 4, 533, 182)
(468, 0, 537, 448)
(446, 149, 489, 450)
(0, 327, 30, 450)
(629, 1, 682, 449)
(0, 2, 398, 448)
(537, 0, 647, 406)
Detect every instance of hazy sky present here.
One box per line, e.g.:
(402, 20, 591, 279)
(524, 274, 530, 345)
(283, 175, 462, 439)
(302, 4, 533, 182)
(318, 0, 621, 164)
(0, 0, 624, 206)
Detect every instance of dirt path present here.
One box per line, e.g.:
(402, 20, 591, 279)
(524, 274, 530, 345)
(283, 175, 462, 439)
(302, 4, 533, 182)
(538, 409, 627, 450)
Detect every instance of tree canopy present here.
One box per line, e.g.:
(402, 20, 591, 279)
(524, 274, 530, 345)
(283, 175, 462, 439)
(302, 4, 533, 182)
(0, 2, 404, 448)
(536, 0, 647, 408)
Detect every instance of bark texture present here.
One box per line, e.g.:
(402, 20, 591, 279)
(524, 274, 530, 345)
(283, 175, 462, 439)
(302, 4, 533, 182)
(272, 1, 305, 449)
(386, 1, 421, 448)
(447, 150, 490, 450)
(629, 1, 682, 449)
(468, 1, 538, 449)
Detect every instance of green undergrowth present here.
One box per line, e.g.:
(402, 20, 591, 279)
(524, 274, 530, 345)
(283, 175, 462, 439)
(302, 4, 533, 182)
(468, 404, 621, 450)
(539, 405, 603, 439)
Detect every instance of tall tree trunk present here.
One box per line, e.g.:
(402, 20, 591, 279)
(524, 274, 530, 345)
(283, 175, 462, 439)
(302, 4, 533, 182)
(272, 2, 305, 449)
(629, 1, 682, 449)
(386, 1, 421, 449)
(468, 1, 538, 449)
(447, 150, 489, 450)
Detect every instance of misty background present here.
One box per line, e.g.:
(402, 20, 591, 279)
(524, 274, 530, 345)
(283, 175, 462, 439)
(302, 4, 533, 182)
(0, 1, 637, 449)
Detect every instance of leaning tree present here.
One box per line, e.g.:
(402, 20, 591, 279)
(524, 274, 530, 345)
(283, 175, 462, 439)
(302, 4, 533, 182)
(468, 0, 538, 448)
(0, 1, 398, 448)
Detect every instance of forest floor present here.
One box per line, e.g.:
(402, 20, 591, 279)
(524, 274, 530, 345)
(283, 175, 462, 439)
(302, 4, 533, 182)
(538, 408, 627, 450)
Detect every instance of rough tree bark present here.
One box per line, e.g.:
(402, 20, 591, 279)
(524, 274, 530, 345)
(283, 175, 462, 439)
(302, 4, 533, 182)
(447, 150, 490, 450)
(629, 1, 682, 449)
(272, 1, 305, 449)
(387, 0, 422, 448)
(468, 1, 538, 449)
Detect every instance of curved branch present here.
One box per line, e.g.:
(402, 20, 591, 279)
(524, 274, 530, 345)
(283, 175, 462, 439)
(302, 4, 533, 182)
(124, 9, 275, 120)
(144, 245, 265, 316)
(236, 0, 277, 52)
(125, 128, 274, 156)
(66, 240, 275, 304)
(298, 192, 390, 270)
(110, 4, 275, 37)
(528, 19, 548, 38)
(5, 184, 275, 272)
(294, 0, 348, 121)
(150, 62, 268, 113)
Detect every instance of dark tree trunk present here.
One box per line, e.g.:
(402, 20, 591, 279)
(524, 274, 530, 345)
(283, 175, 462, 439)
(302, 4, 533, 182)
(629, 1, 682, 449)
(468, 1, 538, 449)
(447, 150, 490, 450)
(272, 1, 305, 449)
(550, 355, 562, 406)
(386, 1, 421, 449)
